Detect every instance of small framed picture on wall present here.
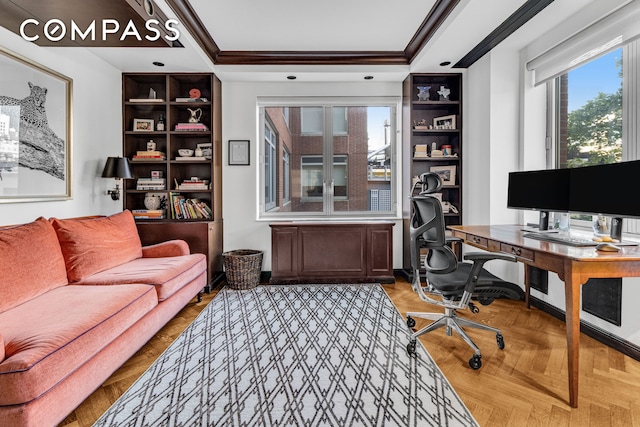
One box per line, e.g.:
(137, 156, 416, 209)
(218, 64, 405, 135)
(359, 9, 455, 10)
(229, 140, 250, 165)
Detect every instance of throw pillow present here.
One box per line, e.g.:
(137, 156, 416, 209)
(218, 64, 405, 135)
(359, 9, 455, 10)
(0, 217, 69, 313)
(51, 210, 143, 282)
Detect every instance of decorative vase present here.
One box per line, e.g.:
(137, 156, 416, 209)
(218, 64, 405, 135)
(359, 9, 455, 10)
(144, 193, 161, 210)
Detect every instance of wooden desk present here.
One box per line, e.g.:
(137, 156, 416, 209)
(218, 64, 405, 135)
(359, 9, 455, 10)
(449, 224, 640, 408)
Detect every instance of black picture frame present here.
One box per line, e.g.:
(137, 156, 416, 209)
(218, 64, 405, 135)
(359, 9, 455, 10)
(229, 140, 250, 166)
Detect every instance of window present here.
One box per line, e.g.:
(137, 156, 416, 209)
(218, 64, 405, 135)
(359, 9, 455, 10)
(259, 99, 398, 218)
(556, 48, 622, 169)
(264, 122, 276, 211)
(550, 40, 640, 232)
(300, 106, 348, 135)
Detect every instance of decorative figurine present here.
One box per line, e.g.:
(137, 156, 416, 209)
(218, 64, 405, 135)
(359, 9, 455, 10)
(417, 86, 431, 101)
(438, 85, 451, 101)
(187, 108, 202, 123)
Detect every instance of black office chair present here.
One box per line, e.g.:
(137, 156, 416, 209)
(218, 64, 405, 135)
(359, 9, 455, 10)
(406, 173, 524, 369)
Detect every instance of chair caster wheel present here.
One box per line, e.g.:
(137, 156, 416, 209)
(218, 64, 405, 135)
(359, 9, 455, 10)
(407, 340, 417, 355)
(406, 316, 416, 328)
(469, 354, 482, 370)
(469, 302, 479, 314)
(496, 333, 505, 350)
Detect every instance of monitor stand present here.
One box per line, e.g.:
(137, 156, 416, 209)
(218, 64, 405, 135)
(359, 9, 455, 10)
(539, 211, 550, 231)
(610, 217, 623, 241)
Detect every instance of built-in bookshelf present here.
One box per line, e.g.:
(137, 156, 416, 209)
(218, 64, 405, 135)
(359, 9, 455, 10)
(122, 72, 223, 288)
(402, 73, 463, 272)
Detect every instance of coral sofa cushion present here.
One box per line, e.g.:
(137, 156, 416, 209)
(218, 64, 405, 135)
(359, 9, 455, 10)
(51, 210, 143, 282)
(0, 217, 69, 314)
(0, 284, 157, 406)
(76, 254, 207, 301)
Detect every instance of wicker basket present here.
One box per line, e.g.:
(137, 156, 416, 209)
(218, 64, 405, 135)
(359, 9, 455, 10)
(222, 249, 263, 290)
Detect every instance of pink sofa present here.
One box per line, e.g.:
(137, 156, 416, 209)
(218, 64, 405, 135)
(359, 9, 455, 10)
(0, 211, 207, 427)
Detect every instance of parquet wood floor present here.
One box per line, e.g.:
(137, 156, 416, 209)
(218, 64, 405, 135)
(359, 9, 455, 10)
(60, 279, 640, 426)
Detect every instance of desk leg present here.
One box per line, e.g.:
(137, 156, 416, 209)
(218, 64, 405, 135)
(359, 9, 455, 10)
(564, 268, 582, 408)
(524, 265, 532, 309)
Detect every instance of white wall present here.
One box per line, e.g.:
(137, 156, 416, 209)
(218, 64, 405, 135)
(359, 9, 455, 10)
(0, 28, 123, 225)
(221, 81, 403, 269)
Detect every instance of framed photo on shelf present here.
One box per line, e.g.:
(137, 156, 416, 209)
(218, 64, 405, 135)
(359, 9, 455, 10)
(196, 142, 212, 159)
(229, 140, 250, 165)
(133, 118, 154, 132)
(433, 114, 456, 130)
(0, 46, 72, 203)
(430, 165, 456, 185)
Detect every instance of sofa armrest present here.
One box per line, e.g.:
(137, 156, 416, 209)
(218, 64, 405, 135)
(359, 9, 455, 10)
(142, 240, 191, 258)
(0, 333, 4, 363)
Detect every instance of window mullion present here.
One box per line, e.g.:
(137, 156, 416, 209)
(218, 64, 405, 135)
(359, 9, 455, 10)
(323, 106, 334, 215)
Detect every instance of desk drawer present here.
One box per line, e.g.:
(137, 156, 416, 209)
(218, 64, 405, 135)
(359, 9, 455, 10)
(464, 234, 489, 250)
(500, 243, 534, 262)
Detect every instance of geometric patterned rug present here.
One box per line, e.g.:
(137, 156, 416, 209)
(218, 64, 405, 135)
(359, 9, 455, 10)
(93, 284, 478, 427)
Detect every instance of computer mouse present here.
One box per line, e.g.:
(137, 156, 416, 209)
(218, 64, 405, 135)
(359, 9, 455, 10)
(596, 242, 621, 252)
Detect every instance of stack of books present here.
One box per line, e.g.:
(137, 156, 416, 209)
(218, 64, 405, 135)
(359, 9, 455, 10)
(177, 178, 209, 191)
(132, 150, 166, 161)
(131, 209, 166, 220)
(168, 193, 213, 219)
(174, 123, 209, 131)
(414, 144, 429, 158)
(136, 177, 166, 190)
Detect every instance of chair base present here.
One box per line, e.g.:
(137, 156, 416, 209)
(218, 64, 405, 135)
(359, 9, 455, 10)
(406, 307, 505, 370)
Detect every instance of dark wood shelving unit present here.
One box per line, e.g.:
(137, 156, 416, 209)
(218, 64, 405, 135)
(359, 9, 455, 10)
(402, 73, 463, 273)
(122, 73, 223, 289)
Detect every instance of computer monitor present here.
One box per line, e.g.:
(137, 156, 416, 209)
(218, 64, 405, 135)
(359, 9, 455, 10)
(569, 160, 640, 219)
(507, 168, 571, 229)
(508, 161, 640, 239)
(569, 160, 640, 239)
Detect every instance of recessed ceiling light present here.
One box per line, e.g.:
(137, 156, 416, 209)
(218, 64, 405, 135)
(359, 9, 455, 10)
(440, 61, 452, 67)
(364, 76, 374, 80)
(287, 75, 297, 80)
(152, 61, 165, 67)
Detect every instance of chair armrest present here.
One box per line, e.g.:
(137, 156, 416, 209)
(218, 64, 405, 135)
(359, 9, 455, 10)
(464, 251, 517, 263)
(142, 240, 190, 257)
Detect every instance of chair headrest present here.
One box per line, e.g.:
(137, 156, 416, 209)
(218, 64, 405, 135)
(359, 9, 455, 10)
(418, 172, 442, 194)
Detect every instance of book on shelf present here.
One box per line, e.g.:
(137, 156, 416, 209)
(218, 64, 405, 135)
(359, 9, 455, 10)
(136, 150, 165, 156)
(175, 97, 208, 102)
(137, 178, 166, 184)
(168, 192, 212, 219)
(137, 185, 166, 190)
(174, 123, 209, 131)
(178, 184, 209, 190)
(175, 156, 207, 161)
(137, 179, 166, 190)
(131, 209, 166, 220)
(129, 98, 165, 103)
(132, 151, 166, 161)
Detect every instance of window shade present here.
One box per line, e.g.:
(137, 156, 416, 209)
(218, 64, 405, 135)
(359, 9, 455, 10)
(526, 1, 640, 86)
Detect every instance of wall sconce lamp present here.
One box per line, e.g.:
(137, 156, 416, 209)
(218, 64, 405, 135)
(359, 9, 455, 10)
(102, 157, 133, 200)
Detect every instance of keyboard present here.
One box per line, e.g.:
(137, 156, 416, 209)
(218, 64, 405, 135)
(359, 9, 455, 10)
(523, 232, 598, 247)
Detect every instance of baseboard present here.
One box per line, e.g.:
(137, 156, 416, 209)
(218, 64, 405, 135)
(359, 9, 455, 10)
(530, 296, 640, 362)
